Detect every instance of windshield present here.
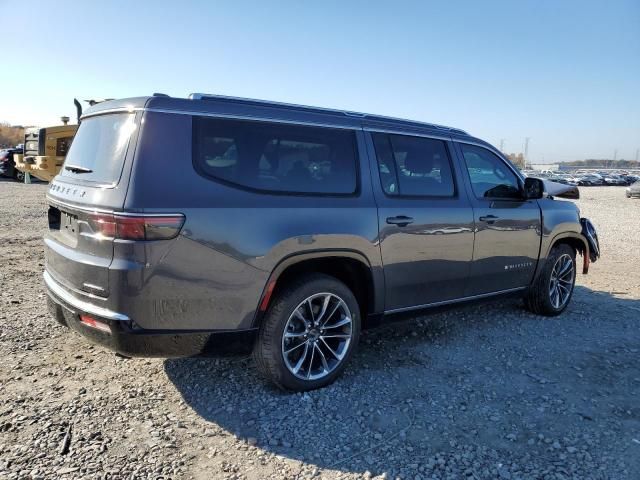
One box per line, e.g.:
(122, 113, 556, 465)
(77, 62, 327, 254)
(60, 113, 136, 185)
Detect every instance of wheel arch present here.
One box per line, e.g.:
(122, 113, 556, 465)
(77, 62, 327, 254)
(542, 233, 590, 276)
(252, 250, 383, 328)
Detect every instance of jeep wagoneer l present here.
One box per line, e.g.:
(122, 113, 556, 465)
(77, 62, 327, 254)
(44, 93, 600, 391)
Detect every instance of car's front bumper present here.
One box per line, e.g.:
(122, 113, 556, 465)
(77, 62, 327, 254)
(45, 272, 256, 357)
(580, 218, 600, 263)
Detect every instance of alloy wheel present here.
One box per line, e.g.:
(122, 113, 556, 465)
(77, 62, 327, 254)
(548, 253, 574, 309)
(281, 292, 353, 381)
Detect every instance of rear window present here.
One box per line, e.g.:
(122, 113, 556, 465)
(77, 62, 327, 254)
(60, 113, 136, 185)
(372, 132, 456, 197)
(193, 117, 358, 195)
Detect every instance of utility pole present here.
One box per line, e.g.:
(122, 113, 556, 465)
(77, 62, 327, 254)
(635, 148, 639, 162)
(524, 137, 530, 164)
(499, 139, 505, 152)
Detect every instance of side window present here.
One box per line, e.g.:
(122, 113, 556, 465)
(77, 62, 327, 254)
(460, 144, 521, 199)
(193, 117, 358, 195)
(372, 133, 456, 197)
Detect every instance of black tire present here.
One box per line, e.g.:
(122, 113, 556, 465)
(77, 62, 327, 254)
(253, 273, 361, 391)
(13, 169, 25, 183)
(524, 244, 576, 316)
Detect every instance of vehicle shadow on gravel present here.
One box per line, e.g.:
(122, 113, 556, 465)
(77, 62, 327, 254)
(164, 287, 640, 476)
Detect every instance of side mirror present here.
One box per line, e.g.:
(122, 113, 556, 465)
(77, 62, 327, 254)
(523, 177, 544, 199)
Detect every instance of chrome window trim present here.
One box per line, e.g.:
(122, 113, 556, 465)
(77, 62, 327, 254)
(363, 127, 451, 142)
(146, 108, 359, 130)
(82, 106, 469, 137)
(188, 92, 469, 134)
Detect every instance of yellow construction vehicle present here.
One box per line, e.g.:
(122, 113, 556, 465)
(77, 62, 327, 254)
(14, 121, 77, 181)
(14, 99, 109, 182)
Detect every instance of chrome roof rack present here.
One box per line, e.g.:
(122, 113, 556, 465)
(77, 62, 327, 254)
(187, 92, 469, 135)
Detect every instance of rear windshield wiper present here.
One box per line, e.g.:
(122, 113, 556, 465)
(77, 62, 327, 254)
(65, 164, 93, 174)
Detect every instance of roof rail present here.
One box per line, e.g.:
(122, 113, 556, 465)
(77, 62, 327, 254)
(188, 92, 469, 135)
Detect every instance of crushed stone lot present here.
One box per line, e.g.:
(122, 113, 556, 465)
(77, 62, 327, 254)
(1, 179, 639, 480)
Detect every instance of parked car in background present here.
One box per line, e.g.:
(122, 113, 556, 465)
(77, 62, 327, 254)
(44, 93, 600, 391)
(626, 180, 640, 198)
(603, 175, 627, 186)
(548, 173, 578, 186)
(0, 147, 25, 181)
(622, 174, 639, 185)
(577, 174, 605, 186)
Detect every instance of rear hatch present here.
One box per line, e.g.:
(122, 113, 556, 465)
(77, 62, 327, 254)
(45, 111, 139, 298)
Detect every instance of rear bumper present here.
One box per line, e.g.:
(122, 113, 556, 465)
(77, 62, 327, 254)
(45, 271, 256, 357)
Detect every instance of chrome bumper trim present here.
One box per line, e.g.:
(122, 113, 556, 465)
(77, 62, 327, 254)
(44, 270, 130, 321)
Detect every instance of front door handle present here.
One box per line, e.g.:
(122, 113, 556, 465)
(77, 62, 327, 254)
(479, 214, 499, 224)
(386, 216, 414, 227)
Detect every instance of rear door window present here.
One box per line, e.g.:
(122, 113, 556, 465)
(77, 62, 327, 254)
(193, 117, 358, 195)
(60, 113, 136, 185)
(372, 132, 456, 197)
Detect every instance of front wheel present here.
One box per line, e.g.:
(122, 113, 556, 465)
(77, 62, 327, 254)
(253, 273, 360, 391)
(524, 244, 576, 316)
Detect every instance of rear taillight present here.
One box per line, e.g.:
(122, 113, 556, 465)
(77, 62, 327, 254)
(88, 213, 185, 240)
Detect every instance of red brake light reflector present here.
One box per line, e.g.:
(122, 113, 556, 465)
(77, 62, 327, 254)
(79, 315, 111, 334)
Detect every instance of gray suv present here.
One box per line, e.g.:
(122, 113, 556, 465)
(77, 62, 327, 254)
(44, 93, 600, 391)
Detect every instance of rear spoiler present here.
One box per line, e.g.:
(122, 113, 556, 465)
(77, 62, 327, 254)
(74, 99, 82, 124)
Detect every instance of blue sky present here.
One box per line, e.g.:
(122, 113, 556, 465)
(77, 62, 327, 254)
(1, 0, 638, 162)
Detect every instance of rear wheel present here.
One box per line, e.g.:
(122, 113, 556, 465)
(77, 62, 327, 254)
(524, 244, 576, 316)
(13, 169, 25, 183)
(253, 273, 360, 391)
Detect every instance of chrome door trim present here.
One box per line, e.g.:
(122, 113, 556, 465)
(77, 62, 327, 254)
(384, 286, 527, 315)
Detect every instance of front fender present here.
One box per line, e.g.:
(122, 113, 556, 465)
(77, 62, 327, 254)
(534, 198, 590, 278)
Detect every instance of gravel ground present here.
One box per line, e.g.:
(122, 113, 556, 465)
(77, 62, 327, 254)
(1, 179, 639, 480)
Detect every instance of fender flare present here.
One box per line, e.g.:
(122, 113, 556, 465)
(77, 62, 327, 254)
(542, 232, 590, 276)
(251, 249, 383, 327)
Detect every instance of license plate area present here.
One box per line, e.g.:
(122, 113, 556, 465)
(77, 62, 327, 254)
(61, 212, 78, 242)
(49, 206, 78, 247)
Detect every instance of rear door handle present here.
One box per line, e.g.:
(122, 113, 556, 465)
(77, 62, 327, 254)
(386, 216, 414, 227)
(479, 214, 499, 223)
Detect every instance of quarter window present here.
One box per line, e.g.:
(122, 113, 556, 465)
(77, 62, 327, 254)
(193, 117, 358, 195)
(372, 133, 456, 197)
(460, 144, 521, 199)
